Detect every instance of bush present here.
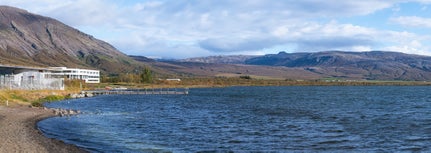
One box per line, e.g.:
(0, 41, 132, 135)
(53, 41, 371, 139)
(38, 95, 65, 102)
(31, 101, 43, 107)
(32, 95, 66, 107)
(239, 75, 251, 79)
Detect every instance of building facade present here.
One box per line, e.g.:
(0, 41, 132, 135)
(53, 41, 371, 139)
(49, 67, 100, 83)
(0, 65, 100, 90)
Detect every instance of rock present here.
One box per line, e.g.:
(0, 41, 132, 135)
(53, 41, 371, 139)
(85, 93, 94, 97)
(49, 108, 81, 117)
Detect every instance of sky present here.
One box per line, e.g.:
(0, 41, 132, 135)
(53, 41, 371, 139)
(2, 0, 431, 59)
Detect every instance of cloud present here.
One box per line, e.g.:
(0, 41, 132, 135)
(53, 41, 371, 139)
(390, 16, 431, 28)
(198, 37, 282, 53)
(2, 0, 431, 58)
(295, 37, 376, 52)
(268, 21, 379, 52)
(280, 0, 393, 17)
(381, 31, 431, 55)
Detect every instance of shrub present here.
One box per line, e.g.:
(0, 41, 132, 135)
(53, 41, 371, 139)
(239, 75, 251, 79)
(32, 95, 66, 107)
(38, 95, 65, 102)
(31, 101, 43, 107)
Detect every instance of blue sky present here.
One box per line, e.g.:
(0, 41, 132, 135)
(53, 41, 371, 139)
(2, 0, 431, 59)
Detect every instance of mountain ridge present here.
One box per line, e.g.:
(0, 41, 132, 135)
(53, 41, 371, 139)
(180, 55, 257, 64)
(0, 5, 142, 74)
(179, 51, 431, 81)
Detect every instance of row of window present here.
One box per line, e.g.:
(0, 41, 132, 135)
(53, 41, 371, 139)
(54, 71, 99, 75)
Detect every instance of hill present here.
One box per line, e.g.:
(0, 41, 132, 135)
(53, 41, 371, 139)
(0, 6, 141, 74)
(180, 51, 431, 81)
(180, 55, 257, 64)
(244, 51, 431, 80)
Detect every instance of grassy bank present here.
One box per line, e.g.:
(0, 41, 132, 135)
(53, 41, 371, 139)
(0, 80, 83, 107)
(0, 90, 75, 107)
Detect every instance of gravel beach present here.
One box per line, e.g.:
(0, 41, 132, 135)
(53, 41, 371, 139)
(0, 105, 86, 153)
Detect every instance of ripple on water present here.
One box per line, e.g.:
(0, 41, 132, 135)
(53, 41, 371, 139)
(39, 86, 431, 152)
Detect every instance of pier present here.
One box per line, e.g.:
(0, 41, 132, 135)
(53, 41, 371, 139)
(82, 88, 189, 96)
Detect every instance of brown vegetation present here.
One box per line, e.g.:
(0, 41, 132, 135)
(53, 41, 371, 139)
(97, 76, 431, 89)
(0, 80, 85, 106)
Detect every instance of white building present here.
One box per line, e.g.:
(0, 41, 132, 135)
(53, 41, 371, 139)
(49, 67, 100, 83)
(0, 65, 64, 90)
(0, 65, 100, 90)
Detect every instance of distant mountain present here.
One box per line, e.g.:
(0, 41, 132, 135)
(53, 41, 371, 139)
(181, 55, 257, 64)
(245, 51, 431, 80)
(129, 55, 156, 63)
(0, 6, 142, 74)
(175, 51, 431, 81)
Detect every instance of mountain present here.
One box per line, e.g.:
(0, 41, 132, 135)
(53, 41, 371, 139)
(174, 51, 431, 81)
(0, 6, 141, 74)
(244, 51, 431, 80)
(154, 60, 324, 79)
(180, 55, 257, 64)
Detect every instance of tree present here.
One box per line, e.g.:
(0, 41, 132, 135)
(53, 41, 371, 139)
(140, 67, 153, 83)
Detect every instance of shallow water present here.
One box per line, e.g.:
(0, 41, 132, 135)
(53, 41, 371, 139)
(39, 86, 431, 152)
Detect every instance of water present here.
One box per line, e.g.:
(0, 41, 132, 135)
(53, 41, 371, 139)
(38, 86, 431, 152)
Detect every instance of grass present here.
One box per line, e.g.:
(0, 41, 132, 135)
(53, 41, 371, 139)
(32, 95, 67, 107)
(0, 89, 74, 107)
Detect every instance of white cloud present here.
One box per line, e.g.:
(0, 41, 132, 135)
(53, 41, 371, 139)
(284, 0, 393, 17)
(1, 0, 431, 58)
(382, 32, 431, 55)
(390, 16, 431, 28)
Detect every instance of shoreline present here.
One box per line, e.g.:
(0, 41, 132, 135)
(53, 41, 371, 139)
(0, 105, 87, 153)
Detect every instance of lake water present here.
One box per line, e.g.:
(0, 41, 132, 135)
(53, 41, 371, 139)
(38, 86, 431, 152)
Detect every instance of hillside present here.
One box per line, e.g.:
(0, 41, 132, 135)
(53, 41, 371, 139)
(180, 51, 431, 81)
(181, 55, 257, 64)
(244, 51, 431, 80)
(0, 6, 141, 74)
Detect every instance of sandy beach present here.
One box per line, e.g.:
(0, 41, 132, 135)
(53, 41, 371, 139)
(0, 105, 86, 153)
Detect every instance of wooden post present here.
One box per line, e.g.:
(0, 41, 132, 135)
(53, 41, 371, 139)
(6, 100, 8, 106)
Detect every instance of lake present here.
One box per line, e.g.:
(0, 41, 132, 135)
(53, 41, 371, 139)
(38, 86, 431, 152)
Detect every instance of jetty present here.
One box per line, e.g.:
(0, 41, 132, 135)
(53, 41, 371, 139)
(82, 88, 189, 96)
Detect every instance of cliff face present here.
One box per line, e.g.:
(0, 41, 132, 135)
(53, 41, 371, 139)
(0, 6, 140, 74)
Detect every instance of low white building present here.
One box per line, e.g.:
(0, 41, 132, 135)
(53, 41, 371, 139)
(49, 67, 100, 83)
(0, 65, 64, 90)
(0, 65, 100, 90)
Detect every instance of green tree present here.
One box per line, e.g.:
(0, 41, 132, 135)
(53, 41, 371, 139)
(141, 67, 153, 83)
